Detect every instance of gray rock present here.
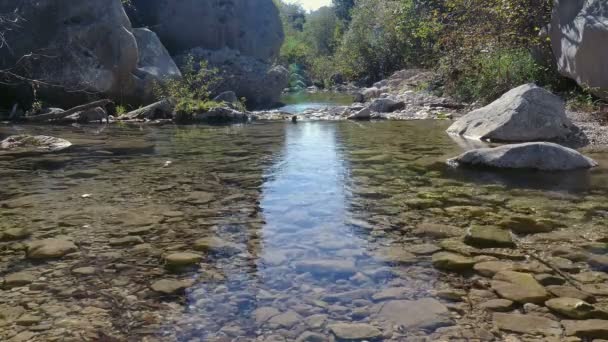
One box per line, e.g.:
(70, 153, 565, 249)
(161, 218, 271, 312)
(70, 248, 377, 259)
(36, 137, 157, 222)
(551, 1, 608, 99)
(493, 313, 562, 336)
(252, 307, 280, 325)
(480, 299, 514, 312)
(26, 239, 78, 260)
(377, 298, 453, 331)
(267, 310, 301, 328)
(214, 91, 239, 104)
(348, 108, 371, 121)
(0, 227, 30, 241)
(413, 222, 463, 239)
(432, 252, 475, 272)
(546, 297, 595, 319)
(164, 252, 202, 269)
(0, 135, 72, 154)
(464, 226, 515, 249)
(449, 142, 597, 171)
(0, 0, 158, 106)
(491, 271, 550, 304)
(132, 28, 182, 102)
(546, 285, 596, 303)
(368, 98, 405, 113)
(328, 323, 382, 340)
(193, 237, 242, 256)
(192, 106, 249, 123)
(119, 99, 175, 120)
(295, 331, 328, 342)
(3, 271, 36, 289)
(150, 279, 193, 295)
(175, 47, 288, 109)
(446, 84, 572, 141)
(130, 0, 283, 61)
(562, 319, 608, 339)
(474, 261, 515, 277)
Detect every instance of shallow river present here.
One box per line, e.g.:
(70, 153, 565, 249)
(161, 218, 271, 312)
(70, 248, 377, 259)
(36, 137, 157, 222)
(1, 120, 608, 341)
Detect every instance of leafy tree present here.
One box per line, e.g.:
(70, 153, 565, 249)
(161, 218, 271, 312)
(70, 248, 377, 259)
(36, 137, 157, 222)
(332, 0, 355, 23)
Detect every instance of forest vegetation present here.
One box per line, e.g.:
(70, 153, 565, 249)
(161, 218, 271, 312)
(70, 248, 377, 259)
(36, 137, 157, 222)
(274, 0, 601, 109)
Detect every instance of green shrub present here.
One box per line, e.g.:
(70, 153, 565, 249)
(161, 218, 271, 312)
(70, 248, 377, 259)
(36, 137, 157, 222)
(153, 55, 221, 120)
(442, 49, 543, 103)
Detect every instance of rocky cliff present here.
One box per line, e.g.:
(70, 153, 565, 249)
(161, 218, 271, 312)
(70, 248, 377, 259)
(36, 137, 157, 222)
(129, 0, 288, 108)
(551, 0, 608, 99)
(0, 0, 286, 109)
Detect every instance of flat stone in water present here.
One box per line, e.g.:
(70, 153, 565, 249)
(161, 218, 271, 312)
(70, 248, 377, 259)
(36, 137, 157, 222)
(491, 271, 549, 304)
(473, 261, 515, 277)
(3, 271, 36, 288)
(72, 267, 96, 275)
(0, 227, 30, 241)
(546, 285, 596, 303)
(26, 238, 78, 259)
(413, 222, 463, 239)
(193, 237, 243, 256)
(328, 323, 382, 341)
(377, 246, 417, 264)
(150, 279, 193, 295)
(545, 297, 595, 319)
(493, 313, 562, 336)
(479, 299, 514, 312)
(377, 298, 453, 331)
(562, 319, 608, 339)
(164, 252, 202, 268)
(464, 226, 515, 249)
(432, 252, 475, 272)
(267, 310, 301, 328)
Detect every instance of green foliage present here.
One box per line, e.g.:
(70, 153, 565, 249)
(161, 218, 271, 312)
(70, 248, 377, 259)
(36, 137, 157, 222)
(444, 49, 544, 103)
(566, 88, 603, 112)
(116, 105, 128, 116)
(153, 55, 221, 116)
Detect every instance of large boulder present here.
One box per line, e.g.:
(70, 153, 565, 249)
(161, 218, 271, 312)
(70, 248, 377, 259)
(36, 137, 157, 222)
(446, 84, 572, 142)
(448, 142, 598, 171)
(177, 48, 288, 108)
(129, 0, 286, 108)
(0, 0, 178, 106)
(129, 0, 283, 61)
(132, 28, 182, 101)
(551, 0, 608, 99)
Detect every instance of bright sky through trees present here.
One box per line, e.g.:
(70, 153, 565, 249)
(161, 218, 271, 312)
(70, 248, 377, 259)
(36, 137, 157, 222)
(285, 0, 332, 11)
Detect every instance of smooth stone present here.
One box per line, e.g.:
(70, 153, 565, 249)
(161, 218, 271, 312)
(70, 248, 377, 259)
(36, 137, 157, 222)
(328, 323, 383, 340)
(413, 222, 462, 238)
(193, 237, 242, 256)
(480, 299, 514, 312)
(72, 267, 96, 275)
(150, 279, 193, 295)
(109, 236, 144, 246)
(372, 287, 409, 301)
(377, 298, 453, 331)
(588, 254, 608, 272)
(252, 307, 280, 324)
(378, 246, 417, 264)
(432, 252, 475, 272)
(3, 271, 36, 288)
(546, 297, 595, 319)
(0, 227, 30, 241)
(493, 313, 562, 336)
(295, 331, 328, 342)
(474, 261, 515, 277)
(491, 271, 550, 304)
(449, 142, 597, 171)
(499, 216, 556, 234)
(407, 243, 442, 255)
(294, 260, 356, 277)
(15, 314, 42, 326)
(547, 285, 596, 303)
(562, 319, 608, 339)
(446, 84, 572, 142)
(26, 239, 78, 259)
(464, 226, 515, 249)
(181, 191, 216, 204)
(267, 310, 301, 328)
(164, 252, 202, 268)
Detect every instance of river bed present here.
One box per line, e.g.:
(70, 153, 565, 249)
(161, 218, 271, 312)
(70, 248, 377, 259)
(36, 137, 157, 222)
(1, 121, 608, 341)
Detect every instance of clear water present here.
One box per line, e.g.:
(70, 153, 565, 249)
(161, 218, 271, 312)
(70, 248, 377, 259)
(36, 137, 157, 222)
(1, 121, 607, 341)
(278, 92, 355, 114)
